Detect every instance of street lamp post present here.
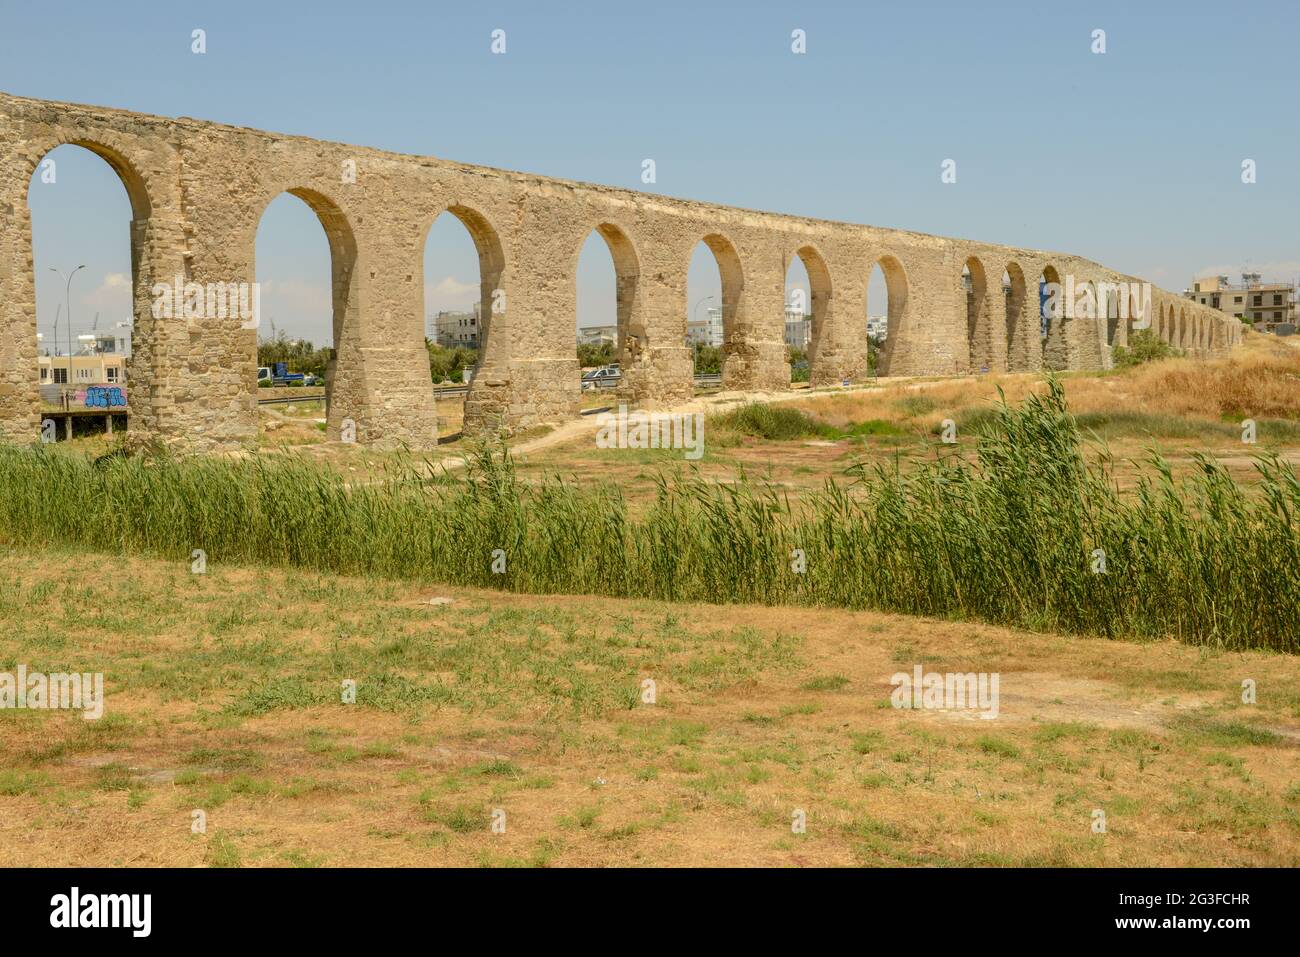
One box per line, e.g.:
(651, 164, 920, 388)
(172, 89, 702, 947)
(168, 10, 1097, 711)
(50, 265, 85, 401)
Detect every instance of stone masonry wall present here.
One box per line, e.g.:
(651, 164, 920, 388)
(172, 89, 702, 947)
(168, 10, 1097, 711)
(0, 92, 1241, 451)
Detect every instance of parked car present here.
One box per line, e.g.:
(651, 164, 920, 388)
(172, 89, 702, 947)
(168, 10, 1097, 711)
(581, 364, 621, 391)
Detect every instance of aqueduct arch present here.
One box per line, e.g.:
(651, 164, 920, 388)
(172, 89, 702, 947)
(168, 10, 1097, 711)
(791, 243, 832, 381)
(963, 257, 993, 373)
(1002, 262, 1035, 373)
(582, 222, 645, 403)
(869, 255, 910, 377)
(424, 204, 510, 432)
(0, 92, 1240, 451)
(253, 186, 362, 441)
(693, 233, 755, 391)
(1039, 265, 1069, 371)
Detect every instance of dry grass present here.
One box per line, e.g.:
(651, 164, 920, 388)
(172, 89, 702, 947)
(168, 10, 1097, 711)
(1, 549, 1297, 867)
(795, 332, 1300, 429)
(509, 335, 1300, 501)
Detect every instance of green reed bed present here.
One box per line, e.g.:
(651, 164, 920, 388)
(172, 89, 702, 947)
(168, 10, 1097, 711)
(0, 380, 1295, 651)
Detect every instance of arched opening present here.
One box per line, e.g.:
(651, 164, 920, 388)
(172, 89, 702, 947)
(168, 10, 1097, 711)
(963, 257, 989, 373)
(576, 224, 640, 398)
(784, 253, 811, 384)
(867, 256, 908, 377)
(253, 188, 357, 441)
(424, 205, 506, 435)
(253, 191, 337, 437)
(686, 235, 743, 385)
(1124, 285, 1143, 343)
(1003, 263, 1027, 371)
(1039, 265, 1067, 371)
(1104, 284, 1121, 347)
(785, 245, 830, 385)
(1072, 277, 1098, 346)
(27, 143, 147, 441)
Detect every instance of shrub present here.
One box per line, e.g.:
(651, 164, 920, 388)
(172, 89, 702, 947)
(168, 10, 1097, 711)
(712, 402, 833, 440)
(1112, 329, 1181, 368)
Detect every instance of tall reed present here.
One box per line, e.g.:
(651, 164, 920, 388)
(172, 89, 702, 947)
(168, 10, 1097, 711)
(0, 380, 1294, 650)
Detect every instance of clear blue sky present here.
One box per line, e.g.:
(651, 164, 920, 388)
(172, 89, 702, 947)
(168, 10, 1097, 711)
(7, 0, 1297, 348)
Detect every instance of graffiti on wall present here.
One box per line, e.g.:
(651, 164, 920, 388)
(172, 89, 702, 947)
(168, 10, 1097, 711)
(80, 386, 127, 409)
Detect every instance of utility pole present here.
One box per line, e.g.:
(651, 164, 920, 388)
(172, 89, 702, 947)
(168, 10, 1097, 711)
(50, 265, 85, 395)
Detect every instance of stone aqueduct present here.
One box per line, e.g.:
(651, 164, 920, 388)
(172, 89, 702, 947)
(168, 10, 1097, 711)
(0, 92, 1241, 451)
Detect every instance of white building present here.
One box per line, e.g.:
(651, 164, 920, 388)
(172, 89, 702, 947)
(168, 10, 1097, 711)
(867, 315, 888, 340)
(784, 304, 811, 348)
(40, 322, 131, 358)
(687, 306, 724, 347)
(577, 324, 617, 346)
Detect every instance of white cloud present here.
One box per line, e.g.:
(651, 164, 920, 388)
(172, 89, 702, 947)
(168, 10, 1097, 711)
(425, 275, 478, 313)
(78, 272, 132, 317)
(262, 277, 331, 315)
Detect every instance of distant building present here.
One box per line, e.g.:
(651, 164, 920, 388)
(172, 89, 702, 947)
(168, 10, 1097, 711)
(90, 326, 131, 356)
(38, 353, 125, 387)
(687, 306, 724, 347)
(784, 304, 811, 348)
(37, 322, 130, 390)
(432, 307, 479, 349)
(1186, 274, 1295, 332)
(867, 315, 887, 340)
(578, 324, 617, 347)
(39, 323, 131, 358)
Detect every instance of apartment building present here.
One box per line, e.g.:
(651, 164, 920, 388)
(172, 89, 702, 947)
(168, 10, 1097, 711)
(431, 308, 480, 349)
(1187, 274, 1296, 332)
(687, 306, 725, 347)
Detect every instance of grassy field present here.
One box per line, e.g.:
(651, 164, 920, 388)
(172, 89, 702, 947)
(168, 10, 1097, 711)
(2, 376, 1296, 650)
(0, 549, 1297, 867)
(2, 331, 1297, 867)
(519, 330, 1300, 496)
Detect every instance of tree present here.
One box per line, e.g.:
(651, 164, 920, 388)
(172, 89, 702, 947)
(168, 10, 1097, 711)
(577, 341, 615, 368)
(257, 333, 331, 379)
(867, 334, 885, 375)
(788, 346, 809, 383)
(693, 344, 722, 375)
(426, 339, 477, 383)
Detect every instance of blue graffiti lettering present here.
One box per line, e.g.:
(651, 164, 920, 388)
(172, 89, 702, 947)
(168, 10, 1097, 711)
(84, 386, 126, 409)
